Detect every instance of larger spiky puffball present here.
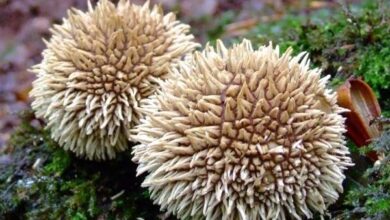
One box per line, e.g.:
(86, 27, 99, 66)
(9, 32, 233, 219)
(132, 40, 353, 219)
(30, 0, 198, 160)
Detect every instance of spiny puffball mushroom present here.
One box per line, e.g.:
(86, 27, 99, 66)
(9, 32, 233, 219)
(30, 0, 199, 160)
(132, 40, 353, 220)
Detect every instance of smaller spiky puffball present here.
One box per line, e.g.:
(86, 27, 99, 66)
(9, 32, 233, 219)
(30, 0, 198, 160)
(132, 40, 353, 219)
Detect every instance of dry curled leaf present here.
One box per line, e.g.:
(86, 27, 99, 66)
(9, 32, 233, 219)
(337, 78, 382, 160)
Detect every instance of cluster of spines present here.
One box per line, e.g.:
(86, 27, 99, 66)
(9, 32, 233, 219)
(30, 0, 198, 160)
(132, 40, 352, 220)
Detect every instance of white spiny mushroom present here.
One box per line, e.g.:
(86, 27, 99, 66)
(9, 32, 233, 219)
(30, 0, 199, 160)
(132, 39, 353, 219)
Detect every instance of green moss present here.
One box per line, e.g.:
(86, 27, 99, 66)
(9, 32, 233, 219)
(43, 148, 71, 176)
(338, 130, 390, 219)
(0, 111, 170, 220)
(246, 0, 390, 114)
(358, 45, 390, 92)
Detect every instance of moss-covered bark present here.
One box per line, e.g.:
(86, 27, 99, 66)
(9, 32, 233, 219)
(0, 111, 174, 220)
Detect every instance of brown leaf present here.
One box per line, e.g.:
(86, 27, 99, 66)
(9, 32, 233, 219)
(337, 78, 382, 160)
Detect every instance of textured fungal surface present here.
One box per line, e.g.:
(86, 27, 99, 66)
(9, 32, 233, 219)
(132, 40, 353, 219)
(30, 0, 198, 160)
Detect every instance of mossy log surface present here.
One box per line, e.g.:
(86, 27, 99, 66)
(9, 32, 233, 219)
(0, 111, 175, 220)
